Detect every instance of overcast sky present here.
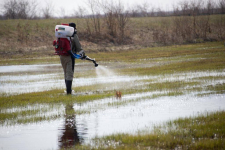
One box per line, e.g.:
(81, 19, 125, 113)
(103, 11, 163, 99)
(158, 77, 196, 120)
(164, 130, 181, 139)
(44, 0, 181, 16)
(50, 0, 181, 11)
(0, 0, 182, 16)
(0, 0, 219, 17)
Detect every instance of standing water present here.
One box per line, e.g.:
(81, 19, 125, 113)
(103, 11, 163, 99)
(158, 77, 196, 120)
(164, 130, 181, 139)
(0, 64, 225, 150)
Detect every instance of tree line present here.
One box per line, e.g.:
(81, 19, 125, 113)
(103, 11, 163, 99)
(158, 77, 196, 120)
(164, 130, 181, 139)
(1, 0, 53, 19)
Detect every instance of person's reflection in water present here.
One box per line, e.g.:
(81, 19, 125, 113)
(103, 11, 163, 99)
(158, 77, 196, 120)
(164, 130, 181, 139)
(59, 104, 81, 148)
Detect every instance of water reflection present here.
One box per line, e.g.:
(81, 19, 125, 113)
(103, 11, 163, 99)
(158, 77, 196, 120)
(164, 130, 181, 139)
(0, 94, 224, 150)
(58, 104, 84, 149)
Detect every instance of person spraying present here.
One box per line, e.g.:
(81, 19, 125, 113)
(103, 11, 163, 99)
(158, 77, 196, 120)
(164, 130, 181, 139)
(53, 23, 98, 94)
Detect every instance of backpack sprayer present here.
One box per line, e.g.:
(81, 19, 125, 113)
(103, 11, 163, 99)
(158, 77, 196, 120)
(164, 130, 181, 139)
(54, 24, 98, 67)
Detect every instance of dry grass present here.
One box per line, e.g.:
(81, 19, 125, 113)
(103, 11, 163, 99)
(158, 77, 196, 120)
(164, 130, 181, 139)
(0, 15, 224, 60)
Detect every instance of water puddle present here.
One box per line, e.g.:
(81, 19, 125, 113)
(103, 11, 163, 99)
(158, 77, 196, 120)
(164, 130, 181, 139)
(73, 93, 225, 144)
(0, 64, 61, 73)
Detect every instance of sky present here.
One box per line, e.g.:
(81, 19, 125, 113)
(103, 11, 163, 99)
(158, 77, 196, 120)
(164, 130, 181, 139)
(45, 0, 181, 16)
(0, 0, 219, 17)
(0, 0, 183, 16)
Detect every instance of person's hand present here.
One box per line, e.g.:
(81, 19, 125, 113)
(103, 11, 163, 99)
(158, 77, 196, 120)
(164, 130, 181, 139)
(79, 51, 86, 59)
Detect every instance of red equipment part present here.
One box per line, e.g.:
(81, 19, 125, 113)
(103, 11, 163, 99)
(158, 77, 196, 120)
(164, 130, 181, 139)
(54, 38, 71, 55)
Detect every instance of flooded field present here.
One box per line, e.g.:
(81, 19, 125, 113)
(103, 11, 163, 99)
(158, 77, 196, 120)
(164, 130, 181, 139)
(0, 61, 225, 150)
(1, 93, 224, 150)
(1, 63, 224, 95)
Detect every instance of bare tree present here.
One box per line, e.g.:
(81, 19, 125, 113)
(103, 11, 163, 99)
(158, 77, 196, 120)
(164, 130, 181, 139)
(58, 7, 66, 18)
(156, 7, 166, 17)
(216, 0, 225, 39)
(117, 10, 129, 43)
(218, 0, 225, 14)
(177, 0, 190, 16)
(29, 1, 38, 19)
(16, 0, 26, 18)
(85, 0, 101, 34)
(201, 0, 214, 38)
(150, 6, 155, 17)
(42, 1, 54, 19)
(3, 0, 38, 19)
(74, 6, 87, 18)
(102, 0, 118, 37)
(129, 5, 139, 17)
(128, 2, 150, 17)
(137, 1, 150, 17)
(205, 0, 215, 15)
(3, 0, 18, 19)
(101, 0, 129, 43)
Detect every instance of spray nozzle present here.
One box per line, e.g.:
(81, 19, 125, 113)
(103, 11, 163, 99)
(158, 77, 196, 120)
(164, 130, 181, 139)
(94, 62, 98, 67)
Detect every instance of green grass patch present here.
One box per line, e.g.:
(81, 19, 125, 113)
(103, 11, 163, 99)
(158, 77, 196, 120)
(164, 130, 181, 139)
(0, 89, 113, 109)
(121, 57, 225, 76)
(90, 41, 224, 63)
(0, 89, 113, 125)
(146, 81, 200, 91)
(0, 41, 224, 65)
(206, 83, 225, 94)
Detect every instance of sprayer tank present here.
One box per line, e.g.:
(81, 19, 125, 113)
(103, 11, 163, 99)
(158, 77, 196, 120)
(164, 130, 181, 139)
(55, 25, 74, 38)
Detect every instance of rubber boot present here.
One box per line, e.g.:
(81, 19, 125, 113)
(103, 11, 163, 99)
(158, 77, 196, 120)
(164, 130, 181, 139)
(64, 79, 67, 93)
(66, 80, 72, 95)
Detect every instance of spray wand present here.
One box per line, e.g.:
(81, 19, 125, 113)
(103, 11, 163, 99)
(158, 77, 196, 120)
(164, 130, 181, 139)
(74, 54, 98, 67)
